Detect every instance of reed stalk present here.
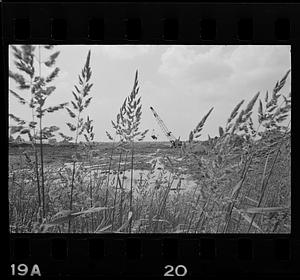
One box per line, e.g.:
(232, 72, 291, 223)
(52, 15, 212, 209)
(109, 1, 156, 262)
(111, 151, 122, 230)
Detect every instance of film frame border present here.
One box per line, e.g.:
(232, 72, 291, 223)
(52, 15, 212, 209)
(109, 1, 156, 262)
(3, 2, 299, 279)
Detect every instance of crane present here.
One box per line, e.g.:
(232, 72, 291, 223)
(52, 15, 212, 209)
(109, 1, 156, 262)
(150, 106, 182, 148)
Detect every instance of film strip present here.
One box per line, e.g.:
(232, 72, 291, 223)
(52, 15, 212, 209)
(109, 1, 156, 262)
(3, 1, 299, 279)
(9, 236, 297, 278)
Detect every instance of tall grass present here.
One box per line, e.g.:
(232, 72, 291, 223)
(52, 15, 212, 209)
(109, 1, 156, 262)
(59, 50, 94, 232)
(9, 45, 67, 220)
(108, 70, 148, 232)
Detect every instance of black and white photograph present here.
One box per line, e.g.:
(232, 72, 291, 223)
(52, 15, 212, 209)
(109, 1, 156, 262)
(8, 45, 291, 233)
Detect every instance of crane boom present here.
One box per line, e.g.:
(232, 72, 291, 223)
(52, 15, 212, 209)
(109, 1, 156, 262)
(150, 106, 177, 142)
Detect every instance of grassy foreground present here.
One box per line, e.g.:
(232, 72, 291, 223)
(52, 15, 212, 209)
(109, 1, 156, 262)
(9, 133, 291, 234)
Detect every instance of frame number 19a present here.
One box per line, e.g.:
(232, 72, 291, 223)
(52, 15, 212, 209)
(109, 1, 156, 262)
(164, 265, 187, 277)
(11, 264, 41, 277)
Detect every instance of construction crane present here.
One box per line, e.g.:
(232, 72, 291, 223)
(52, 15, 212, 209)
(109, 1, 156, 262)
(150, 106, 182, 148)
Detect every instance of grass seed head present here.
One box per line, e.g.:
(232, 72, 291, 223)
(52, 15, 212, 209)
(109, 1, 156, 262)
(193, 107, 214, 136)
(227, 100, 244, 125)
(244, 92, 260, 115)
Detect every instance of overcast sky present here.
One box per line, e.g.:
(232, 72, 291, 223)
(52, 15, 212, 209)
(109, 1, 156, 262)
(9, 45, 291, 142)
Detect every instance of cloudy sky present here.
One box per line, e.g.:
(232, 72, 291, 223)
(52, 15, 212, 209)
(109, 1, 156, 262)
(9, 45, 291, 142)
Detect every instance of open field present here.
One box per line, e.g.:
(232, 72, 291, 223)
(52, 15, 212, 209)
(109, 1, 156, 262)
(9, 142, 169, 170)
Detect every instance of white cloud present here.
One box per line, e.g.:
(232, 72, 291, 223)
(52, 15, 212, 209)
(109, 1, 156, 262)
(229, 45, 290, 72)
(159, 45, 290, 85)
(158, 45, 291, 100)
(95, 45, 152, 60)
(158, 45, 233, 83)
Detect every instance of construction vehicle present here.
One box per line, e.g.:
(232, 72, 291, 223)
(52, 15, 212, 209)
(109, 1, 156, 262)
(150, 106, 182, 148)
(151, 129, 158, 140)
